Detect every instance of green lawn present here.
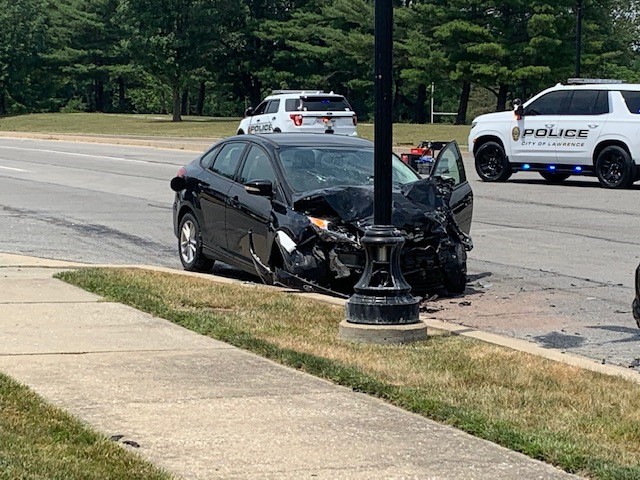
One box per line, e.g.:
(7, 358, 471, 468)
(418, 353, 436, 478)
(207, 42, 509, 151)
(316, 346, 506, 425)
(57, 267, 640, 480)
(0, 113, 472, 146)
(0, 373, 172, 480)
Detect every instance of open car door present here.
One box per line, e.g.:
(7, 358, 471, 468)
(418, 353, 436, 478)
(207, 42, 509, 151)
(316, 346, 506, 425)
(429, 141, 473, 234)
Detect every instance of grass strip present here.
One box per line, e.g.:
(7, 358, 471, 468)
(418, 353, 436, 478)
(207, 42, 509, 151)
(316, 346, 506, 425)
(0, 373, 172, 480)
(0, 113, 472, 146)
(57, 267, 640, 480)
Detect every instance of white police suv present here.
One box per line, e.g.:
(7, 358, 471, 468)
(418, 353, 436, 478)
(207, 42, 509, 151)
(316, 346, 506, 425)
(237, 90, 357, 136)
(469, 79, 640, 188)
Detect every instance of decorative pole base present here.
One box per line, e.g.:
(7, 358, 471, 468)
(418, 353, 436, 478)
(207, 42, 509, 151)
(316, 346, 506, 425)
(342, 225, 425, 344)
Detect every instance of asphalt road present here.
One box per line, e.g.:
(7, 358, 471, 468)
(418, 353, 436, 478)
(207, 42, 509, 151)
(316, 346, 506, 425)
(1, 137, 638, 370)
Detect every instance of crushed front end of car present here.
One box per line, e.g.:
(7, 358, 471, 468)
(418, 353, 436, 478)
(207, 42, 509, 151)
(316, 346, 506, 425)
(249, 176, 472, 297)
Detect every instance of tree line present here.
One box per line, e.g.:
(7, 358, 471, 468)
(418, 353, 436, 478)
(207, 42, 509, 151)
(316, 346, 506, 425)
(2, 0, 639, 123)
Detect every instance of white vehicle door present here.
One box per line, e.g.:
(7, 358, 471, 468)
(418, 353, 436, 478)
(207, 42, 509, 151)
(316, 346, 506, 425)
(510, 90, 570, 164)
(554, 90, 609, 166)
(248, 101, 272, 134)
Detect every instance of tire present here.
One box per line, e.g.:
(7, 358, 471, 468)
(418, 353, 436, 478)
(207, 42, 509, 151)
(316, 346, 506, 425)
(474, 141, 512, 182)
(178, 213, 214, 272)
(539, 171, 570, 183)
(441, 242, 467, 294)
(595, 145, 634, 189)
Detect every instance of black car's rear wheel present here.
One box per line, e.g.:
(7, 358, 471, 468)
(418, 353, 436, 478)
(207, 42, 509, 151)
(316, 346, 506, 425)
(539, 171, 570, 183)
(178, 213, 214, 272)
(474, 141, 512, 182)
(595, 146, 634, 189)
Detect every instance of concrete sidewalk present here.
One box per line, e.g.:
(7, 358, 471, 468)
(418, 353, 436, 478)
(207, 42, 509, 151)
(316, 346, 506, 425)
(0, 255, 579, 479)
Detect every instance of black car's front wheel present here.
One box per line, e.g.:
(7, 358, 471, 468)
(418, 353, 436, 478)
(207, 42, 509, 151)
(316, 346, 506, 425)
(178, 213, 214, 272)
(474, 141, 512, 182)
(441, 242, 467, 294)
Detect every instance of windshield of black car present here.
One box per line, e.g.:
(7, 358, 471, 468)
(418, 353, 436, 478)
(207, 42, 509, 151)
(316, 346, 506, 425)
(285, 96, 352, 112)
(278, 146, 420, 193)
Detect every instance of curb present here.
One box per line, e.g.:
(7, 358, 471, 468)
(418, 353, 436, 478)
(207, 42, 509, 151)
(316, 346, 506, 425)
(2, 252, 639, 385)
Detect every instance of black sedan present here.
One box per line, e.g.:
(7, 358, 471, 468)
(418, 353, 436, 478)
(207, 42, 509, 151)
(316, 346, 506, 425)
(634, 263, 640, 328)
(171, 134, 473, 295)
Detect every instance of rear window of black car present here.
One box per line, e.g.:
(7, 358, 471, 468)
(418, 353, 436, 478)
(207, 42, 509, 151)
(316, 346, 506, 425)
(285, 96, 352, 112)
(621, 91, 640, 114)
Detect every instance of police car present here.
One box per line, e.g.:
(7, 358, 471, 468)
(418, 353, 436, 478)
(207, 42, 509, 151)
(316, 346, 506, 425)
(469, 79, 640, 188)
(237, 90, 357, 136)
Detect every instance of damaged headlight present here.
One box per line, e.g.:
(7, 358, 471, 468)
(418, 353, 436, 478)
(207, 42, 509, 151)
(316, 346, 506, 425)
(307, 216, 331, 230)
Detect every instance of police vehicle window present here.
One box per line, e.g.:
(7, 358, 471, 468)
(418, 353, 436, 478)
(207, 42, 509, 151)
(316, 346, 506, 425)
(300, 96, 351, 111)
(265, 100, 280, 114)
(200, 145, 221, 169)
(594, 91, 609, 114)
(566, 90, 606, 115)
(621, 91, 640, 114)
(238, 146, 276, 185)
(253, 102, 268, 116)
(434, 146, 463, 185)
(285, 99, 301, 111)
(211, 143, 245, 180)
(524, 91, 568, 116)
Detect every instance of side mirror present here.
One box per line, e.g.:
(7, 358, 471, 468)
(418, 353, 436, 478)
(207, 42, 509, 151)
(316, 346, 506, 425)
(244, 107, 255, 117)
(244, 179, 273, 197)
(170, 176, 187, 192)
(513, 98, 524, 118)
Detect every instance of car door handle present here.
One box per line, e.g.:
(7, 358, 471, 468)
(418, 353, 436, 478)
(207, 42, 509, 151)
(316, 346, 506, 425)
(588, 124, 599, 128)
(545, 124, 555, 128)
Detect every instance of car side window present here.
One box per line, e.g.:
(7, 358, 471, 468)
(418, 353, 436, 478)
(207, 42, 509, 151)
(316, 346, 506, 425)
(211, 143, 246, 180)
(434, 143, 465, 185)
(567, 90, 608, 115)
(200, 146, 221, 169)
(265, 100, 280, 114)
(253, 101, 268, 116)
(285, 99, 301, 111)
(238, 145, 277, 185)
(524, 91, 569, 116)
(621, 91, 640, 114)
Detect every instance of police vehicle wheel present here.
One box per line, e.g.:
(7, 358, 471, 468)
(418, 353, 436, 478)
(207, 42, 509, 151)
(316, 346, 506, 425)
(595, 146, 634, 189)
(474, 141, 512, 182)
(539, 171, 570, 183)
(178, 213, 215, 272)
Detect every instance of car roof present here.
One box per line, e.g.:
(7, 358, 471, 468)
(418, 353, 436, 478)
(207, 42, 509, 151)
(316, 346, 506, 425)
(236, 133, 374, 149)
(552, 83, 640, 92)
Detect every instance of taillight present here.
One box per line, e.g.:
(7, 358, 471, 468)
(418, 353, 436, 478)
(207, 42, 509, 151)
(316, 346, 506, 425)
(401, 154, 410, 165)
(290, 114, 303, 126)
(353, 115, 358, 126)
(176, 167, 186, 177)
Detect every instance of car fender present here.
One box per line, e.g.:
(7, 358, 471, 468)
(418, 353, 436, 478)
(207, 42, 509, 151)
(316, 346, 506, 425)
(470, 129, 510, 157)
(592, 133, 638, 163)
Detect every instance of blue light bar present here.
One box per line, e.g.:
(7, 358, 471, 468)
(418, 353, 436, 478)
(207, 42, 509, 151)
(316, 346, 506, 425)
(574, 166, 582, 172)
(549, 165, 556, 171)
(523, 164, 531, 170)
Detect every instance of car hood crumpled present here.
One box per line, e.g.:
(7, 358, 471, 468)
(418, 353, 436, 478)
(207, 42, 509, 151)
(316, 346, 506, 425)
(292, 177, 472, 249)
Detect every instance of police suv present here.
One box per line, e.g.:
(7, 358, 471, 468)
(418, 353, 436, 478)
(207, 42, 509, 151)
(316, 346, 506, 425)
(469, 79, 640, 188)
(237, 90, 357, 136)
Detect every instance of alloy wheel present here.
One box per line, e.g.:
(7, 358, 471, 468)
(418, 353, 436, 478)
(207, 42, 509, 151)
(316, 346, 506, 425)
(180, 219, 197, 264)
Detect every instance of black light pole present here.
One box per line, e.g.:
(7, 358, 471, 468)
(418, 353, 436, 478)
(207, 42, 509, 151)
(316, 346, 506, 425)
(344, 0, 420, 327)
(575, 0, 584, 77)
